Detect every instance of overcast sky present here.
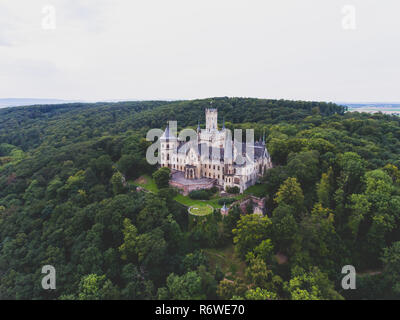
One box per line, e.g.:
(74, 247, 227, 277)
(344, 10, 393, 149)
(0, 0, 399, 102)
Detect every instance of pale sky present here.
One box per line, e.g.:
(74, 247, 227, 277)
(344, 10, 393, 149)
(0, 0, 399, 102)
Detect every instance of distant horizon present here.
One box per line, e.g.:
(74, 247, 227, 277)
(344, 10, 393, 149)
(1, 97, 400, 107)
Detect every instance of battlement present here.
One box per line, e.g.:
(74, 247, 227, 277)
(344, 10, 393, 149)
(205, 108, 218, 131)
(205, 108, 218, 113)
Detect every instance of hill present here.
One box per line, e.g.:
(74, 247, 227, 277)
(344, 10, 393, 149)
(0, 97, 399, 300)
(0, 98, 76, 109)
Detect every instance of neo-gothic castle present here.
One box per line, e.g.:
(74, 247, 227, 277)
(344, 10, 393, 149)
(160, 108, 272, 193)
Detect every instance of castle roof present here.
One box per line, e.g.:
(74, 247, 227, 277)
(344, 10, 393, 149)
(161, 123, 177, 141)
(176, 140, 269, 163)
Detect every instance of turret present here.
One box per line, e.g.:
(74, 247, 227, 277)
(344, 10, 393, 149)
(160, 122, 178, 168)
(221, 202, 229, 215)
(205, 108, 218, 132)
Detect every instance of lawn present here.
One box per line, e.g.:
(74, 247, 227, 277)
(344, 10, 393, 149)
(188, 203, 214, 216)
(132, 175, 159, 193)
(133, 175, 247, 210)
(243, 183, 268, 198)
(174, 193, 224, 209)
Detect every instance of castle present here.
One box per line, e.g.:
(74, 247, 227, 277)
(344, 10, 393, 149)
(160, 108, 272, 194)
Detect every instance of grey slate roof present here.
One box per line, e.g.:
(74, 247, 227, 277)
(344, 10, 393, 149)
(176, 140, 269, 162)
(161, 124, 178, 141)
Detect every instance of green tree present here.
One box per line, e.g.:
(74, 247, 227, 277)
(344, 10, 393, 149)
(383, 164, 400, 185)
(317, 167, 335, 208)
(245, 257, 281, 293)
(117, 154, 148, 179)
(153, 167, 171, 189)
(233, 214, 272, 259)
(245, 287, 278, 300)
(381, 242, 400, 296)
(246, 239, 274, 265)
(286, 150, 320, 190)
(77, 274, 119, 300)
(119, 218, 138, 262)
(284, 266, 343, 300)
(157, 271, 205, 300)
(90, 155, 113, 183)
(274, 177, 304, 220)
(216, 278, 247, 300)
(110, 171, 125, 195)
(271, 204, 298, 254)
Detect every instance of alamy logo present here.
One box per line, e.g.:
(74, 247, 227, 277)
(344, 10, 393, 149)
(41, 265, 56, 290)
(341, 265, 356, 290)
(342, 5, 357, 30)
(41, 5, 57, 30)
(145, 121, 256, 166)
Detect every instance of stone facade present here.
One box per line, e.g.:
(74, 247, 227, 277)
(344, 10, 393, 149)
(239, 196, 266, 215)
(169, 171, 216, 196)
(221, 195, 266, 216)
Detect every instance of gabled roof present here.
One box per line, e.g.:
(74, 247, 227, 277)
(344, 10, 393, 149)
(161, 123, 177, 141)
(175, 140, 270, 163)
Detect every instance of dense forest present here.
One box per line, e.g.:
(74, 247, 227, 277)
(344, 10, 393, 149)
(0, 97, 399, 300)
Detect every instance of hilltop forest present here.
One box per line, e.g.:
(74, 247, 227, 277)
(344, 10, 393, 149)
(0, 97, 399, 300)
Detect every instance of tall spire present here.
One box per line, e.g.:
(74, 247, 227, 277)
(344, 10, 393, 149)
(197, 119, 200, 133)
(165, 122, 170, 136)
(161, 121, 177, 141)
(222, 117, 225, 130)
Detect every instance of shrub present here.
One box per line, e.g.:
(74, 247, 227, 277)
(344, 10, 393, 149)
(152, 167, 171, 189)
(210, 186, 219, 194)
(189, 190, 212, 200)
(218, 198, 237, 206)
(226, 186, 240, 194)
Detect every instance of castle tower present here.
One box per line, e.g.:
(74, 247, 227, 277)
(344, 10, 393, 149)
(160, 123, 178, 168)
(221, 203, 229, 216)
(205, 108, 218, 132)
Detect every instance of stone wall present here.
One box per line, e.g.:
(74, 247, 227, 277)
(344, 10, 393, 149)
(169, 179, 215, 196)
(223, 195, 266, 215)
